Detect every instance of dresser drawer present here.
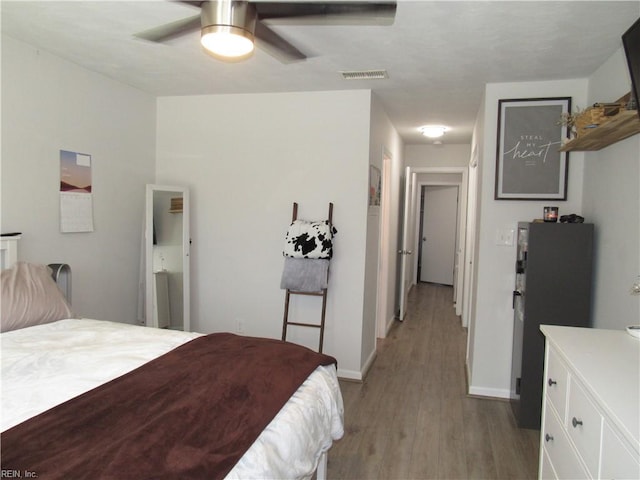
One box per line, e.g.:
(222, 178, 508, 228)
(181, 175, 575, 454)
(539, 447, 557, 480)
(540, 327, 640, 480)
(546, 348, 568, 421)
(567, 378, 602, 478)
(542, 399, 589, 480)
(600, 422, 640, 480)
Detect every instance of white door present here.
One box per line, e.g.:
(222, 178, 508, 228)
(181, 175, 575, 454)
(398, 167, 414, 320)
(420, 185, 458, 285)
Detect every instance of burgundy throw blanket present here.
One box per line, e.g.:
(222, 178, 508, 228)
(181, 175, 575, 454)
(1, 333, 336, 479)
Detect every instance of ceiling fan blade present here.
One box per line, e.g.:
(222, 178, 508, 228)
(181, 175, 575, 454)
(254, 21, 307, 63)
(254, 2, 397, 26)
(134, 14, 201, 43)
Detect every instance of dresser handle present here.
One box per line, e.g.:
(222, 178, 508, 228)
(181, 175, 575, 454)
(548, 378, 557, 386)
(545, 433, 554, 442)
(572, 417, 583, 428)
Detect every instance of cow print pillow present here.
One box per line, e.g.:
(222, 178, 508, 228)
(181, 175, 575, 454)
(283, 220, 337, 259)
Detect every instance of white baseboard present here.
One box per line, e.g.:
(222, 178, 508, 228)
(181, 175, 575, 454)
(337, 348, 377, 382)
(385, 315, 395, 335)
(468, 385, 510, 399)
(361, 348, 377, 378)
(337, 368, 363, 381)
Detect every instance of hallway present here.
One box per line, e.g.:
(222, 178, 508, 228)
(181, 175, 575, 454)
(327, 283, 539, 479)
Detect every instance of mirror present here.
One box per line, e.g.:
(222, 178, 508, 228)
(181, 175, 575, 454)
(145, 184, 190, 331)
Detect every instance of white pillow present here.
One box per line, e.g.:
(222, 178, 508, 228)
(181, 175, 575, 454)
(1, 262, 73, 332)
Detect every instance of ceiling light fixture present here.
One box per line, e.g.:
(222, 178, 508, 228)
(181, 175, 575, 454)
(200, 1, 257, 59)
(418, 125, 450, 138)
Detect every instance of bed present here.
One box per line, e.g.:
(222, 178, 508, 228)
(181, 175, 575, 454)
(0, 250, 344, 479)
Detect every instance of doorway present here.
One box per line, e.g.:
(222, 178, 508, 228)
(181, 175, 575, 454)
(397, 167, 468, 319)
(418, 185, 459, 285)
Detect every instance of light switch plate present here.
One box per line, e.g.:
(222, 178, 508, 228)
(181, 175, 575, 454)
(496, 228, 515, 246)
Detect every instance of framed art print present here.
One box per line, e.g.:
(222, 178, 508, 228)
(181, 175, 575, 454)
(495, 97, 571, 200)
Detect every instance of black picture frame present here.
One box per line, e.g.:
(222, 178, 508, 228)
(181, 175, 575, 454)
(495, 97, 571, 200)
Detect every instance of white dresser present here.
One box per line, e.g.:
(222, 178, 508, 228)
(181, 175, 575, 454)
(539, 325, 640, 479)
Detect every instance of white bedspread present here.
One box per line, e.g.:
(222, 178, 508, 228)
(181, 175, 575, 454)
(1, 319, 344, 479)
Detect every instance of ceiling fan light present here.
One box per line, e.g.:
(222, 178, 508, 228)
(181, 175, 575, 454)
(201, 25, 254, 58)
(418, 125, 450, 138)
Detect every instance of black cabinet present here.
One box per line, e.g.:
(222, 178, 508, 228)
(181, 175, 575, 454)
(510, 222, 594, 429)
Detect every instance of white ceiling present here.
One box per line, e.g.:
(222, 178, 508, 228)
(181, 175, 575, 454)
(2, 1, 638, 144)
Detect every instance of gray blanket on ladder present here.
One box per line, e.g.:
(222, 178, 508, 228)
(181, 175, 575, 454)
(280, 258, 329, 292)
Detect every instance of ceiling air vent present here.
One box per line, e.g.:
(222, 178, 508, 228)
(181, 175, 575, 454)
(340, 69, 388, 80)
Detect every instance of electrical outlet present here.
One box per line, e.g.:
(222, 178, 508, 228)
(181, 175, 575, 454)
(631, 276, 640, 296)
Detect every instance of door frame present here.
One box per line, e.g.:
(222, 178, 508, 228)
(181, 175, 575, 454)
(397, 166, 415, 321)
(403, 167, 468, 317)
(463, 146, 479, 334)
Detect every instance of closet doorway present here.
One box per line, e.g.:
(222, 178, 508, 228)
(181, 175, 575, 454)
(418, 185, 459, 285)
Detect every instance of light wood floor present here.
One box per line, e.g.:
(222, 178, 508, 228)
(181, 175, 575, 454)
(327, 283, 540, 480)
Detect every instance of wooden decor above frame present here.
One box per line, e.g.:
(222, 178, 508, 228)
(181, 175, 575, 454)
(495, 97, 571, 200)
(560, 92, 640, 151)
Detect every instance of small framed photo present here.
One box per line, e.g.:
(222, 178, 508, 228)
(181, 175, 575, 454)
(495, 97, 571, 200)
(369, 165, 381, 206)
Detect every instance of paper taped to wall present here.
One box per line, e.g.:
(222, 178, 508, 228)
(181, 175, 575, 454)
(60, 192, 94, 233)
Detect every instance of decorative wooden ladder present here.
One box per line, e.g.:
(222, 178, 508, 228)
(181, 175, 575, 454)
(281, 202, 333, 353)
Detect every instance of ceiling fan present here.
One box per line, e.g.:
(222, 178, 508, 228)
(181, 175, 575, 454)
(134, 1, 397, 63)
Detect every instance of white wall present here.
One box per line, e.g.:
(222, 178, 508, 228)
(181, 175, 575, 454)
(362, 93, 403, 369)
(1, 36, 157, 323)
(405, 144, 471, 168)
(469, 49, 640, 397)
(1, 34, 402, 379)
(469, 78, 589, 398)
(155, 90, 373, 378)
(582, 48, 640, 328)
